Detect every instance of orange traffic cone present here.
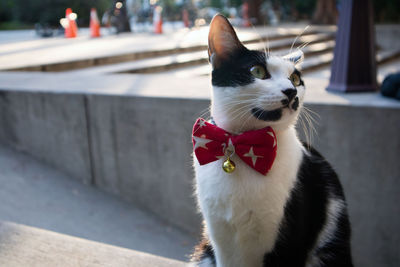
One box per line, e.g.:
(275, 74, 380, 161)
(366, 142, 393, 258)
(64, 8, 78, 38)
(90, 8, 101, 38)
(183, 9, 189, 28)
(153, 6, 163, 34)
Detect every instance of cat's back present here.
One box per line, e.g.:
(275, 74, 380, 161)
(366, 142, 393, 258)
(299, 143, 347, 201)
(262, 143, 353, 267)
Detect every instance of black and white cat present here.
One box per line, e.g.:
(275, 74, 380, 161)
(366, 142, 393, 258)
(191, 14, 353, 267)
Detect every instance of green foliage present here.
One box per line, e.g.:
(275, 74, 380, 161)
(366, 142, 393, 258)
(0, 0, 398, 29)
(229, 0, 242, 7)
(0, 21, 32, 30)
(0, 0, 15, 22)
(210, 0, 222, 9)
(0, 0, 111, 27)
(373, 0, 400, 22)
(161, 0, 182, 20)
(294, 0, 317, 18)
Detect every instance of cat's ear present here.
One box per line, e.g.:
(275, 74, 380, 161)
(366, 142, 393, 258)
(208, 14, 244, 68)
(283, 49, 304, 65)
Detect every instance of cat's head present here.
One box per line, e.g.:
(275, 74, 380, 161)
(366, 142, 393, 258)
(208, 14, 305, 134)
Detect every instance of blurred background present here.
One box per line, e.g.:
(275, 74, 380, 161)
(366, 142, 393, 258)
(1, 0, 399, 32)
(0, 1, 399, 267)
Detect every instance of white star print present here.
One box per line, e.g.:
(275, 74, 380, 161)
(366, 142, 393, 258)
(193, 135, 213, 150)
(244, 147, 263, 166)
(198, 119, 207, 128)
(267, 131, 276, 147)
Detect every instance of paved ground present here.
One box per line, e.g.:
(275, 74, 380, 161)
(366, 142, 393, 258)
(0, 24, 333, 70)
(1, 24, 398, 72)
(0, 144, 197, 261)
(0, 221, 187, 267)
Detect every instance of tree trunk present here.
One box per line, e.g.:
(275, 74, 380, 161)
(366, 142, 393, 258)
(312, 0, 338, 24)
(246, 0, 263, 25)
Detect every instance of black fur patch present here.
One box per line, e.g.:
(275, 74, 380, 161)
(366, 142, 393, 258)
(251, 107, 282, 121)
(262, 145, 353, 267)
(191, 145, 353, 267)
(212, 48, 268, 87)
(292, 69, 304, 86)
(191, 237, 215, 265)
(291, 97, 299, 111)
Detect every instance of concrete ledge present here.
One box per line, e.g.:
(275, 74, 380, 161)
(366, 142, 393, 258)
(0, 72, 400, 266)
(0, 221, 187, 267)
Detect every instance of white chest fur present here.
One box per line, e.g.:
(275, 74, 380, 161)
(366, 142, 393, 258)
(194, 126, 304, 267)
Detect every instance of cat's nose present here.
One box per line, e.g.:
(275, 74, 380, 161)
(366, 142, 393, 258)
(282, 89, 297, 102)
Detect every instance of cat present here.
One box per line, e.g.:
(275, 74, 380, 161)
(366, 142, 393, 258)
(191, 14, 353, 267)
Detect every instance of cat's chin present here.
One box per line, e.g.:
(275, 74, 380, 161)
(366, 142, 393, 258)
(213, 111, 298, 134)
(213, 101, 301, 134)
(251, 96, 300, 122)
(251, 107, 283, 122)
(251, 107, 300, 132)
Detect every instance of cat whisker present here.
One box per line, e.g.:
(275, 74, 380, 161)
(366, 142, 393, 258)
(192, 107, 212, 136)
(249, 22, 270, 58)
(290, 25, 310, 55)
(227, 104, 254, 121)
(226, 103, 256, 125)
(297, 41, 310, 51)
(298, 106, 319, 147)
(302, 106, 320, 118)
(198, 106, 211, 120)
(238, 111, 257, 133)
(302, 108, 318, 134)
(217, 98, 259, 109)
(236, 112, 253, 129)
(298, 114, 311, 148)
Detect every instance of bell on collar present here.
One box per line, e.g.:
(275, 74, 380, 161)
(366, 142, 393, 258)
(222, 157, 236, 173)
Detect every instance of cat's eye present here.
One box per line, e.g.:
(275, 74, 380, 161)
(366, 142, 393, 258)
(250, 65, 268, 79)
(290, 73, 301, 86)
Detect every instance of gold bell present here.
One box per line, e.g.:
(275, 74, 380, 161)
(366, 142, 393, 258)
(222, 157, 236, 173)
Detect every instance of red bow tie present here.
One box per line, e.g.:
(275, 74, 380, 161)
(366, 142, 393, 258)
(192, 118, 277, 175)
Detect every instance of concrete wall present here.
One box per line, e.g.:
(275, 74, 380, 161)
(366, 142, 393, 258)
(0, 89, 205, 234)
(86, 95, 206, 234)
(298, 104, 400, 267)
(0, 91, 92, 184)
(0, 88, 399, 266)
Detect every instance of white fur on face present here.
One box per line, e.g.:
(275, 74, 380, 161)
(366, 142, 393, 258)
(211, 55, 305, 134)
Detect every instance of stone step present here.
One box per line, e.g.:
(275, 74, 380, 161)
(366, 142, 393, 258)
(4, 29, 323, 72)
(163, 40, 336, 77)
(0, 144, 196, 262)
(72, 32, 334, 75)
(166, 48, 400, 78)
(302, 47, 400, 73)
(117, 33, 335, 74)
(0, 221, 188, 267)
